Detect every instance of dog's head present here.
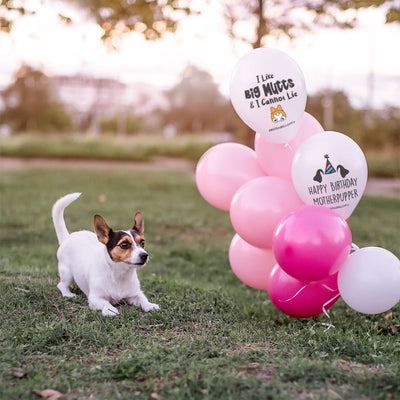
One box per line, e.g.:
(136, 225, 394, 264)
(94, 212, 149, 267)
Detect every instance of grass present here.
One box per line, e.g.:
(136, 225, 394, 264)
(0, 166, 399, 400)
(0, 133, 399, 177)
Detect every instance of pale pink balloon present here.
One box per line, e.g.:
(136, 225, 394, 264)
(273, 205, 352, 282)
(196, 143, 265, 211)
(255, 112, 323, 181)
(268, 264, 340, 318)
(229, 234, 276, 290)
(338, 247, 400, 314)
(230, 177, 304, 249)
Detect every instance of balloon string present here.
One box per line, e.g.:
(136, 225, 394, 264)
(279, 284, 308, 303)
(322, 293, 340, 319)
(320, 284, 338, 292)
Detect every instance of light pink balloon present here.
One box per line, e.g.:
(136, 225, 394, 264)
(273, 205, 352, 282)
(230, 177, 304, 249)
(254, 112, 324, 181)
(229, 234, 276, 290)
(196, 143, 265, 211)
(268, 264, 340, 318)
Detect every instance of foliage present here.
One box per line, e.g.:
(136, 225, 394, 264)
(0, 166, 399, 399)
(70, 0, 192, 43)
(0, 0, 191, 41)
(0, 65, 72, 133)
(0, 0, 30, 33)
(2, 0, 398, 48)
(100, 114, 142, 135)
(224, 0, 400, 48)
(306, 90, 400, 151)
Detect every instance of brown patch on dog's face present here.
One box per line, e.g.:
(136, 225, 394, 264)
(108, 233, 135, 263)
(134, 234, 145, 248)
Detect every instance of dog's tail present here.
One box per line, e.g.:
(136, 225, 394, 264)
(52, 193, 81, 245)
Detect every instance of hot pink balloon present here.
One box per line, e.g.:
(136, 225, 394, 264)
(268, 264, 340, 318)
(255, 112, 323, 181)
(196, 143, 265, 211)
(273, 205, 352, 282)
(229, 234, 276, 290)
(230, 177, 304, 249)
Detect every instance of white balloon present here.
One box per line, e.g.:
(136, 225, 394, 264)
(291, 131, 368, 219)
(338, 247, 400, 314)
(230, 48, 307, 143)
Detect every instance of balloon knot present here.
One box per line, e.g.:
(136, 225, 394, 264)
(284, 143, 294, 152)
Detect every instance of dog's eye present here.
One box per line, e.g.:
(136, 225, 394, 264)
(140, 240, 145, 248)
(119, 241, 131, 250)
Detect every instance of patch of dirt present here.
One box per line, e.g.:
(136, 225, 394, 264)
(365, 178, 400, 198)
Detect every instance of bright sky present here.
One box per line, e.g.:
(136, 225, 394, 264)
(0, 0, 399, 108)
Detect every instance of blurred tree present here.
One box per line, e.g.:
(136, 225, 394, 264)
(3, 1, 397, 42)
(0, 65, 72, 132)
(72, 0, 192, 43)
(163, 66, 233, 132)
(306, 89, 400, 150)
(1, 0, 192, 43)
(306, 90, 363, 134)
(0, 0, 29, 33)
(224, 0, 400, 49)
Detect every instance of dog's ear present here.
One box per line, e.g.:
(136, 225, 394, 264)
(94, 214, 112, 245)
(133, 212, 144, 235)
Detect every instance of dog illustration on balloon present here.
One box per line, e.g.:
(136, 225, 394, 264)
(313, 154, 349, 183)
(270, 105, 287, 122)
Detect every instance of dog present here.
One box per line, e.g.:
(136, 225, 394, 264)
(52, 193, 159, 317)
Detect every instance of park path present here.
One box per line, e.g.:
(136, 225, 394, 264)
(1, 157, 399, 198)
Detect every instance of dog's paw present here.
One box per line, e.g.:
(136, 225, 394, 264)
(102, 305, 120, 317)
(63, 292, 77, 298)
(142, 302, 160, 312)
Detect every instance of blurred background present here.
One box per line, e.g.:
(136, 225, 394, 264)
(0, 0, 399, 175)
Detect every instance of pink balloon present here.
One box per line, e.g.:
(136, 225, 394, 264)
(268, 264, 340, 318)
(229, 234, 276, 290)
(230, 177, 304, 249)
(255, 112, 324, 182)
(273, 205, 352, 282)
(196, 143, 265, 211)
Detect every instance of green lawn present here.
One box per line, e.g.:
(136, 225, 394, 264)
(0, 166, 399, 400)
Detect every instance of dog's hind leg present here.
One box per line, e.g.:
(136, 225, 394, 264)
(57, 262, 76, 298)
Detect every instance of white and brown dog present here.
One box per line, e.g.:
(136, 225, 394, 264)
(52, 193, 159, 317)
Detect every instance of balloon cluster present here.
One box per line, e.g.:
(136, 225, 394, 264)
(196, 48, 400, 319)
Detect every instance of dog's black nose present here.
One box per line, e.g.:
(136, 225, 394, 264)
(140, 252, 148, 263)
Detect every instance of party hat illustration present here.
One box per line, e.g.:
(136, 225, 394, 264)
(324, 154, 336, 174)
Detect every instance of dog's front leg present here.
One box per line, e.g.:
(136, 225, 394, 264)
(126, 291, 159, 312)
(88, 296, 120, 317)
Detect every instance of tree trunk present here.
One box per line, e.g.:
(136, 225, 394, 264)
(254, 0, 264, 49)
